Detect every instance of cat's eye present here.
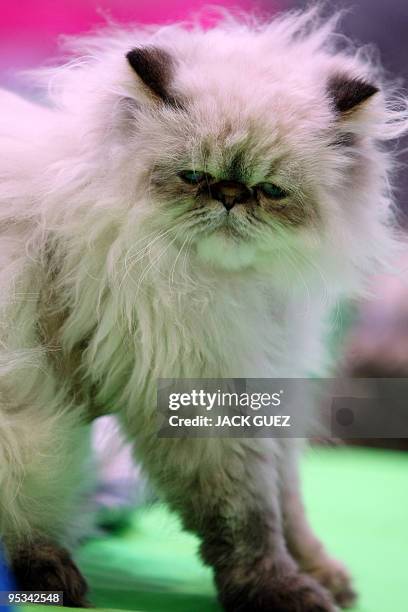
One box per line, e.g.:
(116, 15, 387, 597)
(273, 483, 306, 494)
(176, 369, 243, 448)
(178, 170, 210, 184)
(258, 183, 288, 200)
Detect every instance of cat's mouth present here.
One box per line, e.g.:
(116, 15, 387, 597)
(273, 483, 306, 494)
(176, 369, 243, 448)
(213, 211, 251, 241)
(218, 218, 245, 239)
(185, 206, 254, 243)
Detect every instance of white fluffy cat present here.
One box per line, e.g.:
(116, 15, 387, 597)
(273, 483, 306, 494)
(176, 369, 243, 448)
(0, 7, 407, 611)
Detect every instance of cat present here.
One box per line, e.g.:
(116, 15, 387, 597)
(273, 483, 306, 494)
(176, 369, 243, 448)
(0, 7, 407, 611)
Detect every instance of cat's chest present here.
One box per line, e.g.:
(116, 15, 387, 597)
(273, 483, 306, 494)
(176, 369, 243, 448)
(141, 284, 290, 378)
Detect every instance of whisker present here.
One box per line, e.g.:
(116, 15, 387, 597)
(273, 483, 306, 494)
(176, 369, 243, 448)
(135, 231, 180, 296)
(169, 234, 190, 290)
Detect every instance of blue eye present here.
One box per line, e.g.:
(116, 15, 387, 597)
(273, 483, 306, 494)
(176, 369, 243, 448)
(179, 170, 209, 184)
(258, 183, 287, 200)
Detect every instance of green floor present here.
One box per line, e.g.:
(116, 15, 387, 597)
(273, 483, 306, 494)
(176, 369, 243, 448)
(23, 447, 408, 612)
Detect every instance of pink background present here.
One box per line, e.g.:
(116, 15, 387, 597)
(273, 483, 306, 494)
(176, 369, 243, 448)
(0, 0, 279, 84)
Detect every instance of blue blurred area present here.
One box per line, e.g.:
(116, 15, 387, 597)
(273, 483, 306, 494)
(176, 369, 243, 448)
(0, 541, 15, 612)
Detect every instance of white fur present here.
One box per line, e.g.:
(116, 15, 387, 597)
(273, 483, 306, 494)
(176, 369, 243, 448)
(0, 7, 407, 569)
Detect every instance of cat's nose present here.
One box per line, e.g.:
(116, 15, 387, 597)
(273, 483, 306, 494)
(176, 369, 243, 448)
(210, 180, 251, 211)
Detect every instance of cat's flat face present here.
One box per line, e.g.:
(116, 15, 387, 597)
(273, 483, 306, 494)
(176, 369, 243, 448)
(145, 113, 320, 269)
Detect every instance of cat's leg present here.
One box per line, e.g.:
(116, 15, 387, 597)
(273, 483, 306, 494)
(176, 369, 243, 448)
(0, 246, 92, 605)
(0, 389, 91, 607)
(279, 440, 356, 608)
(135, 436, 336, 612)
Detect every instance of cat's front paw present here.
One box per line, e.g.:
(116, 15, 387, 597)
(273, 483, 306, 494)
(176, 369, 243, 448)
(217, 570, 336, 612)
(305, 557, 356, 609)
(12, 539, 90, 608)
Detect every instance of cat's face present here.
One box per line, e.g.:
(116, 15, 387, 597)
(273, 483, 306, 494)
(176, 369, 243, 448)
(146, 117, 319, 270)
(124, 45, 379, 271)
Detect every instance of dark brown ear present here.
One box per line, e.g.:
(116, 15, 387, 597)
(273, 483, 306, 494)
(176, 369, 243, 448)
(126, 47, 180, 107)
(329, 74, 379, 113)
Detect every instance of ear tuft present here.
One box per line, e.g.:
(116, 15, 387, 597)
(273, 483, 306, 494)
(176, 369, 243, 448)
(329, 74, 379, 113)
(126, 47, 179, 107)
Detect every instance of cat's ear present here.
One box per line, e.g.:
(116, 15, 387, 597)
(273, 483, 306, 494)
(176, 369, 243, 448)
(328, 74, 379, 114)
(126, 47, 181, 108)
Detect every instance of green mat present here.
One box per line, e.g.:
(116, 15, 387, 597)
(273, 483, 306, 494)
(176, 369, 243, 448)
(23, 447, 408, 612)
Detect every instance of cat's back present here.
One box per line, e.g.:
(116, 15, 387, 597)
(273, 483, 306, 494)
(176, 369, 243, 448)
(0, 90, 56, 213)
(0, 92, 58, 315)
(0, 89, 72, 194)
(0, 90, 62, 179)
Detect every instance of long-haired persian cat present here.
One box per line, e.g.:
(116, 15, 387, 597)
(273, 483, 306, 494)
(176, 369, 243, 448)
(0, 7, 407, 611)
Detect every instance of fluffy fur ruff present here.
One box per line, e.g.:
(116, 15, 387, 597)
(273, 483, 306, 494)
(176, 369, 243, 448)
(0, 6, 407, 611)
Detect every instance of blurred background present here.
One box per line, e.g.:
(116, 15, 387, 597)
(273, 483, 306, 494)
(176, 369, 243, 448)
(1, 2, 408, 611)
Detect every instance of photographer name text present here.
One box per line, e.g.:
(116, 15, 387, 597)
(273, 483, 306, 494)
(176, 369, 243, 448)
(168, 414, 291, 428)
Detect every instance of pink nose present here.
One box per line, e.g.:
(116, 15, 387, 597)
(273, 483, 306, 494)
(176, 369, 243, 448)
(210, 180, 252, 211)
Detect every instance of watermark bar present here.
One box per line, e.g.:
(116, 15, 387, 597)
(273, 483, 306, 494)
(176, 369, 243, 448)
(157, 378, 408, 438)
